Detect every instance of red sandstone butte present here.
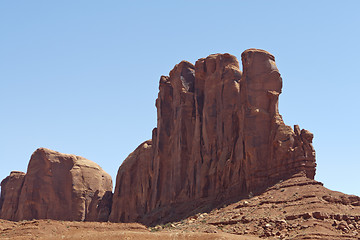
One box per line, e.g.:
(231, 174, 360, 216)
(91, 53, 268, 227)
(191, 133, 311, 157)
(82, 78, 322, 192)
(0, 148, 112, 222)
(109, 49, 316, 225)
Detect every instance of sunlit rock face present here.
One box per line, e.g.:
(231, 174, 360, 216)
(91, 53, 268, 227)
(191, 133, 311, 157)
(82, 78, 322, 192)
(109, 49, 316, 225)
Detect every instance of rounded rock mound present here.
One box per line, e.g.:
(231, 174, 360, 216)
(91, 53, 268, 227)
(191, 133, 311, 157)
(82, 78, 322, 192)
(0, 148, 112, 222)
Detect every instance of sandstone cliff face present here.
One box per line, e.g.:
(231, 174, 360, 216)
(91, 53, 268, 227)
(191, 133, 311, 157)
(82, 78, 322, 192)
(109, 49, 316, 225)
(0, 148, 112, 221)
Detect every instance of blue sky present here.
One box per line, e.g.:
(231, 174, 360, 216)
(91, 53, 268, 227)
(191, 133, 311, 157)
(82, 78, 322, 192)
(1, 1, 359, 196)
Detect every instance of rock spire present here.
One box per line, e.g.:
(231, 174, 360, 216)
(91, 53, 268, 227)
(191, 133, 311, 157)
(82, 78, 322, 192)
(109, 49, 316, 225)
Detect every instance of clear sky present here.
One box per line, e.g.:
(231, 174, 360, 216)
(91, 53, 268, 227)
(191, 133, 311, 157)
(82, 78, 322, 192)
(1, 1, 359, 197)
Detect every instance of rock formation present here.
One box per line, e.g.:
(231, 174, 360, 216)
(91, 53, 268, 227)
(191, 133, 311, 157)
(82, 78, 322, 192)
(109, 49, 316, 225)
(0, 148, 112, 221)
(0, 171, 25, 220)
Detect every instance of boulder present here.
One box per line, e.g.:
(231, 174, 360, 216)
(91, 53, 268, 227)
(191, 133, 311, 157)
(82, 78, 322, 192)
(0, 148, 112, 221)
(109, 49, 316, 225)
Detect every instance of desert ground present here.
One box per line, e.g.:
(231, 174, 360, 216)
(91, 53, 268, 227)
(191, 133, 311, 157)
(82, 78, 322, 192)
(2, 174, 359, 240)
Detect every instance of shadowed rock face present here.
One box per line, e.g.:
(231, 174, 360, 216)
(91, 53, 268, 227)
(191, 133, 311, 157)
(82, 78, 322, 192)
(109, 49, 316, 225)
(0, 148, 112, 221)
(0, 171, 25, 220)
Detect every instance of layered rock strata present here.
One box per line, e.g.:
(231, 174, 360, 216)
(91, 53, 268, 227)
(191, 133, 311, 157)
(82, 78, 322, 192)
(167, 173, 360, 239)
(109, 49, 316, 225)
(0, 148, 112, 221)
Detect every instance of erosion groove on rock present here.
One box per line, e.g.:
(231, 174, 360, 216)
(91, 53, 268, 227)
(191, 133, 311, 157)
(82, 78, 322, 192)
(109, 49, 317, 225)
(0, 148, 112, 222)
